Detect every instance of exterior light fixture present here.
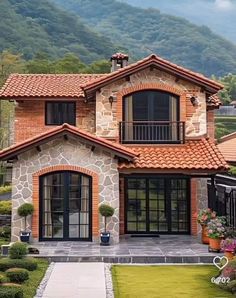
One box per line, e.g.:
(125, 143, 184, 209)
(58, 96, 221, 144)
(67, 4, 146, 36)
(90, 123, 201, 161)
(109, 95, 116, 107)
(190, 96, 200, 107)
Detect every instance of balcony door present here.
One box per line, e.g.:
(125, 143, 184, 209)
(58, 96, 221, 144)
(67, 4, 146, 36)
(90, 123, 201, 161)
(39, 171, 92, 241)
(123, 90, 179, 143)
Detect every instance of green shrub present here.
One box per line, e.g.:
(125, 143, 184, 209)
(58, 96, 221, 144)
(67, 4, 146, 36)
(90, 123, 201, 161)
(0, 286, 23, 298)
(0, 226, 11, 239)
(0, 185, 12, 195)
(0, 258, 38, 271)
(9, 243, 27, 260)
(219, 258, 236, 294)
(6, 268, 29, 283)
(0, 200, 12, 215)
(0, 273, 6, 283)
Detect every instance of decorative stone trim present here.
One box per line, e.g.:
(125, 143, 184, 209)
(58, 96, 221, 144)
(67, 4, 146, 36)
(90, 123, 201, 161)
(116, 82, 187, 122)
(32, 165, 99, 240)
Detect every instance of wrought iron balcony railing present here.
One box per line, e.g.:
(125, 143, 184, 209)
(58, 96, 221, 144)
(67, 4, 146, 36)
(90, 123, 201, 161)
(119, 121, 185, 144)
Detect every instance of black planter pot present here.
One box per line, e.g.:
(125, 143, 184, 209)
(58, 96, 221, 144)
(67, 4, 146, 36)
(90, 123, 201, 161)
(20, 231, 31, 243)
(100, 232, 110, 246)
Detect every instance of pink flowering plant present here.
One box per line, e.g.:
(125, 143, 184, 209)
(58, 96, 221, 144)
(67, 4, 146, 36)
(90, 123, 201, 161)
(221, 238, 236, 252)
(207, 216, 226, 239)
(197, 208, 216, 225)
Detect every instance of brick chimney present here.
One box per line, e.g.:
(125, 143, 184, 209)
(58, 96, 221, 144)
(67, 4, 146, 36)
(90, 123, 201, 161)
(111, 53, 129, 72)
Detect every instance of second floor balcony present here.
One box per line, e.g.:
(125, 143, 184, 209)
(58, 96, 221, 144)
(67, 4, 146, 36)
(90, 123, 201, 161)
(119, 121, 185, 144)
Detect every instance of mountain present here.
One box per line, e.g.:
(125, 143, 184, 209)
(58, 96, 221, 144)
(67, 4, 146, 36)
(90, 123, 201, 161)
(121, 0, 236, 44)
(0, 0, 118, 62)
(51, 0, 236, 77)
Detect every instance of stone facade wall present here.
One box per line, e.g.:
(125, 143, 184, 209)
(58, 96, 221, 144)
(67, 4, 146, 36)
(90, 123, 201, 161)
(14, 99, 95, 143)
(96, 68, 207, 139)
(196, 178, 208, 211)
(11, 136, 120, 243)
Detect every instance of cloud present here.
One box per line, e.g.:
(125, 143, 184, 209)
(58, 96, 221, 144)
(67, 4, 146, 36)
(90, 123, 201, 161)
(214, 0, 234, 10)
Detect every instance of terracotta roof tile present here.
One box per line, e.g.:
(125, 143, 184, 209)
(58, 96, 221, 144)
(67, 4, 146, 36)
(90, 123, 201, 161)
(0, 74, 106, 99)
(207, 94, 221, 108)
(82, 54, 223, 92)
(0, 124, 137, 161)
(218, 132, 236, 163)
(119, 138, 228, 171)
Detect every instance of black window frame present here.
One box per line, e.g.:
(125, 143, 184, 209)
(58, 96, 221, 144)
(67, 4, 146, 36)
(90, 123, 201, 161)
(124, 175, 191, 235)
(45, 101, 76, 126)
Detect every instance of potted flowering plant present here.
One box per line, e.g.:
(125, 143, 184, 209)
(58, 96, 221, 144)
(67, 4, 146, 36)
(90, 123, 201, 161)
(207, 216, 226, 251)
(221, 238, 236, 260)
(197, 209, 216, 244)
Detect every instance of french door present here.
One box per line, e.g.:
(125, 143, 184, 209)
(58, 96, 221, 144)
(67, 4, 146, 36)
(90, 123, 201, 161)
(125, 176, 190, 234)
(39, 171, 92, 241)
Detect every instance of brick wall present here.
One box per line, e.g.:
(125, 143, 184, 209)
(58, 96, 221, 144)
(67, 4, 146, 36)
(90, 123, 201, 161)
(119, 177, 125, 235)
(14, 99, 95, 143)
(207, 110, 215, 139)
(191, 178, 198, 236)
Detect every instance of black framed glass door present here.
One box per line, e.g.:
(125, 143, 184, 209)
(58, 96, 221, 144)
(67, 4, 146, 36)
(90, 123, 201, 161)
(125, 176, 190, 234)
(40, 171, 92, 241)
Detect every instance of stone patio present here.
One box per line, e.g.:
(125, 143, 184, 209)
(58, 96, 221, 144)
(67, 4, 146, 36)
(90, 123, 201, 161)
(30, 235, 222, 264)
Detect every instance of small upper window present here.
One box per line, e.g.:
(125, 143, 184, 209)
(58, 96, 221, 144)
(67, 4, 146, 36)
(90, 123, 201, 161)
(45, 102, 76, 125)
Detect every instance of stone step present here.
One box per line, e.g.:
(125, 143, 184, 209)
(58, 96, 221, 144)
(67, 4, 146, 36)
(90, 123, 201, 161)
(30, 255, 217, 264)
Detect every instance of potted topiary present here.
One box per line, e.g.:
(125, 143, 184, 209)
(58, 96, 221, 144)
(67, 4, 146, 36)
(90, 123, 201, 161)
(197, 208, 216, 244)
(17, 203, 34, 243)
(99, 204, 115, 246)
(207, 216, 226, 252)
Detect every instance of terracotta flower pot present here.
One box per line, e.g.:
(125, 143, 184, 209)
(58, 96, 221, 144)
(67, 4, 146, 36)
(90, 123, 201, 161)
(225, 250, 235, 260)
(209, 238, 222, 251)
(201, 225, 209, 244)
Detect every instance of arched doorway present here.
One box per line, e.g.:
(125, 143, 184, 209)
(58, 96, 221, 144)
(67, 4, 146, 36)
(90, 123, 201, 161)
(39, 171, 92, 241)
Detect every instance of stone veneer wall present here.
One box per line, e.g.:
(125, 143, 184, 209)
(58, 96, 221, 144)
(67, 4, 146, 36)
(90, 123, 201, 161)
(11, 137, 120, 243)
(196, 178, 208, 211)
(96, 67, 207, 139)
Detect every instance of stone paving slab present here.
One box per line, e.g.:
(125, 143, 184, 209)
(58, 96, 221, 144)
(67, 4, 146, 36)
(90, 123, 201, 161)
(42, 263, 106, 298)
(30, 235, 222, 264)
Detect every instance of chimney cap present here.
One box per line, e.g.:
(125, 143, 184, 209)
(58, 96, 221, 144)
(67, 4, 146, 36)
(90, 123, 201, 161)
(111, 53, 129, 61)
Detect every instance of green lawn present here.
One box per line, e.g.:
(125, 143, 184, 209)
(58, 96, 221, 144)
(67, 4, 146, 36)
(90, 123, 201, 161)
(215, 116, 236, 139)
(112, 265, 234, 298)
(0, 258, 48, 298)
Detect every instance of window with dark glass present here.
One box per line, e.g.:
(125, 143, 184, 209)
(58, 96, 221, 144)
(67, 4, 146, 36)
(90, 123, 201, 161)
(122, 90, 182, 143)
(45, 102, 76, 125)
(126, 177, 189, 234)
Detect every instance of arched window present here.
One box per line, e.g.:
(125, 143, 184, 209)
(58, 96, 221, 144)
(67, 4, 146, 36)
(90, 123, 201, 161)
(122, 90, 182, 143)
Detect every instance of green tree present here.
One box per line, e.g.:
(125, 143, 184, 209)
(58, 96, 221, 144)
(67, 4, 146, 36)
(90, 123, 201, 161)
(53, 53, 87, 73)
(86, 59, 110, 74)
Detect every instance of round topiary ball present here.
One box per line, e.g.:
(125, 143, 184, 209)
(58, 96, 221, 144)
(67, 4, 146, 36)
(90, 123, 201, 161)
(6, 268, 29, 283)
(17, 203, 34, 217)
(99, 204, 115, 218)
(9, 242, 28, 259)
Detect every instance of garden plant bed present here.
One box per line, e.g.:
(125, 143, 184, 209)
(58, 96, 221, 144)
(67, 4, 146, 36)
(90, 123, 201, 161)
(0, 258, 48, 298)
(112, 265, 234, 298)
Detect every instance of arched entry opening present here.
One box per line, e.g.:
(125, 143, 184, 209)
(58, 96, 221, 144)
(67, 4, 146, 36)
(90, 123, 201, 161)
(39, 171, 92, 241)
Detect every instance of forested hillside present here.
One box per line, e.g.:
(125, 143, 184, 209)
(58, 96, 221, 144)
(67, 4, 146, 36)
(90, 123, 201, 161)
(0, 0, 118, 62)
(121, 0, 236, 44)
(52, 0, 236, 77)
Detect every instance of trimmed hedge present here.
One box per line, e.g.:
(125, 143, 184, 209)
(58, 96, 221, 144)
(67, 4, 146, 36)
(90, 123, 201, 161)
(0, 286, 23, 298)
(0, 226, 11, 239)
(9, 243, 27, 259)
(0, 185, 12, 195)
(6, 268, 29, 283)
(0, 258, 38, 272)
(0, 273, 5, 283)
(0, 200, 12, 215)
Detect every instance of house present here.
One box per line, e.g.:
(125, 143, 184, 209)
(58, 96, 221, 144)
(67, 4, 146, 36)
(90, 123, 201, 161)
(0, 53, 228, 243)
(218, 132, 236, 166)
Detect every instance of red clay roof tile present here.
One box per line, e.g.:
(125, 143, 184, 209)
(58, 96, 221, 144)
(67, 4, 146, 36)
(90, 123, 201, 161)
(0, 74, 106, 99)
(119, 138, 228, 171)
(218, 132, 236, 163)
(0, 124, 137, 161)
(82, 54, 223, 92)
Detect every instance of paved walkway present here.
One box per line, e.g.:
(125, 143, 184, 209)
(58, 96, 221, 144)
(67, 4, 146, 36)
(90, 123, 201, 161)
(42, 263, 106, 298)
